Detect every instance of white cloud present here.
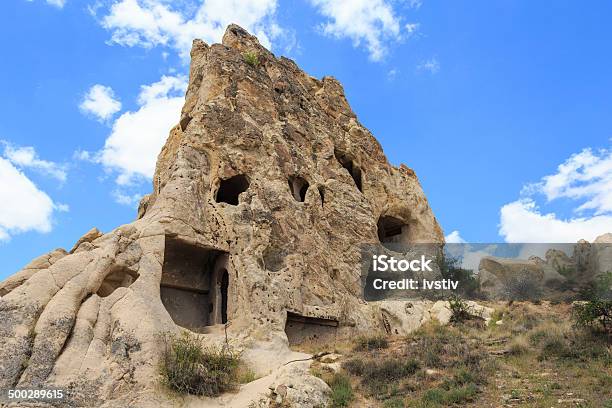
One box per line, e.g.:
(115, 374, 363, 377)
(2, 142, 67, 182)
(113, 190, 143, 207)
(309, 0, 403, 61)
(46, 0, 66, 7)
(499, 146, 612, 243)
(533, 147, 612, 215)
(445, 230, 466, 243)
(96, 75, 187, 185)
(417, 57, 439, 74)
(405, 23, 419, 35)
(0, 157, 59, 241)
(80, 84, 122, 122)
(99, 0, 282, 59)
(499, 199, 612, 243)
(27, 0, 66, 8)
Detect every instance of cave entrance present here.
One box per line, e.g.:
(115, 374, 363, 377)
(216, 175, 249, 205)
(160, 237, 230, 332)
(284, 312, 338, 346)
(334, 149, 362, 192)
(220, 270, 229, 324)
(288, 176, 309, 202)
(377, 215, 409, 249)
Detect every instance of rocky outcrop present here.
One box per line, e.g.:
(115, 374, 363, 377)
(478, 235, 612, 300)
(0, 25, 443, 407)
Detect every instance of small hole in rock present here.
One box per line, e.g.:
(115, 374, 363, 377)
(288, 176, 309, 202)
(216, 175, 249, 205)
(334, 149, 362, 192)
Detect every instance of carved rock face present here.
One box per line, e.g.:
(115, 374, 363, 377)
(0, 25, 442, 406)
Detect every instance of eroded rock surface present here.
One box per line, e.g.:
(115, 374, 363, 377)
(0, 25, 443, 407)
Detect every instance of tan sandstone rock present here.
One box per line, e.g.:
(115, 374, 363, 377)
(0, 25, 444, 407)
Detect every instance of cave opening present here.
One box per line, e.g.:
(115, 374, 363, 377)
(284, 312, 339, 346)
(288, 176, 309, 202)
(334, 150, 362, 192)
(377, 215, 409, 249)
(216, 175, 249, 205)
(97, 267, 139, 298)
(220, 270, 229, 324)
(160, 237, 230, 332)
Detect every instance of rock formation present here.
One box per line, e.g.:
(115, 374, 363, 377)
(478, 235, 612, 300)
(0, 25, 443, 407)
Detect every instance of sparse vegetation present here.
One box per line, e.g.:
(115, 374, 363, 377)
(160, 332, 240, 396)
(304, 301, 612, 408)
(325, 373, 354, 407)
(243, 50, 259, 67)
(573, 272, 612, 335)
(354, 334, 389, 351)
(308, 302, 611, 407)
(237, 366, 258, 383)
(502, 274, 543, 301)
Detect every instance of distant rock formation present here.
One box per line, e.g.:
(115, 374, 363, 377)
(0, 25, 443, 406)
(478, 234, 612, 300)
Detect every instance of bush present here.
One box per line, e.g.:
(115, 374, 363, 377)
(361, 359, 420, 397)
(507, 336, 530, 356)
(573, 299, 612, 335)
(502, 274, 542, 301)
(421, 384, 478, 406)
(448, 294, 475, 323)
(327, 373, 353, 408)
(342, 358, 366, 376)
(354, 334, 389, 351)
(243, 51, 259, 66)
(343, 356, 419, 398)
(436, 254, 481, 298)
(160, 332, 240, 396)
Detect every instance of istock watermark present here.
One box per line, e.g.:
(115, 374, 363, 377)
(360, 243, 612, 302)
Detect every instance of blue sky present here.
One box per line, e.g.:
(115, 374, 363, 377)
(1, 0, 612, 280)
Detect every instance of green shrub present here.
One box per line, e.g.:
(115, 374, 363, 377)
(361, 359, 420, 397)
(538, 335, 570, 360)
(354, 334, 389, 351)
(160, 332, 240, 396)
(448, 294, 475, 323)
(436, 254, 482, 298)
(327, 373, 353, 407)
(421, 384, 478, 406)
(383, 397, 405, 407)
(366, 359, 420, 382)
(573, 299, 612, 335)
(443, 368, 479, 388)
(243, 51, 259, 66)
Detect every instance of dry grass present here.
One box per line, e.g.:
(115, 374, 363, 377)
(316, 301, 611, 407)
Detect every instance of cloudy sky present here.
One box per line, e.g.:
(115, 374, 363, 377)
(1, 0, 611, 278)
